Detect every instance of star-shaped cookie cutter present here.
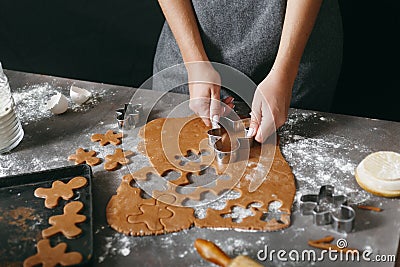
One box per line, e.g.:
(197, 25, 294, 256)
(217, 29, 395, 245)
(116, 103, 143, 131)
(207, 117, 254, 164)
(299, 185, 355, 233)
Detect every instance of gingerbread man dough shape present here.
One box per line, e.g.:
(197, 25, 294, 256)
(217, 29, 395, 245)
(104, 148, 134, 171)
(34, 176, 87, 209)
(23, 239, 82, 267)
(42, 201, 86, 239)
(91, 130, 123, 146)
(68, 148, 101, 166)
(127, 203, 173, 231)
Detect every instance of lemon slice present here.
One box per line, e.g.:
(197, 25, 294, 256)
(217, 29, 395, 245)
(355, 151, 400, 197)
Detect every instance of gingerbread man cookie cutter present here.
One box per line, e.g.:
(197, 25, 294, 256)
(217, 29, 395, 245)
(207, 117, 254, 164)
(116, 103, 143, 131)
(299, 185, 355, 233)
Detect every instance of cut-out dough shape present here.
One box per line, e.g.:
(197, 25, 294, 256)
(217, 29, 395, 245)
(42, 201, 86, 239)
(104, 148, 134, 171)
(67, 148, 101, 166)
(136, 117, 215, 185)
(106, 117, 295, 235)
(127, 203, 173, 231)
(133, 166, 242, 205)
(91, 130, 123, 146)
(34, 176, 87, 209)
(23, 239, 82, 267)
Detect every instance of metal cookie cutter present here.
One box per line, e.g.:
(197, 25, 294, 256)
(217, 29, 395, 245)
(115, 103, 143, 131)
(300, 185, 355, 233)
(207, 117, 254, 164)
(219, 116, 251, 132)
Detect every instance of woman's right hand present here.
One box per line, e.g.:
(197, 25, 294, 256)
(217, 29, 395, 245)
(187, 62, 230, 127)
(157, 1, 234, 126)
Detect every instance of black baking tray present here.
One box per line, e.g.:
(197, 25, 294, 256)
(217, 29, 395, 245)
(0, 165, 93, 266)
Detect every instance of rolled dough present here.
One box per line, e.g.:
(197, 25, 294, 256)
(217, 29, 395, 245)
(106, 117, 295, 235)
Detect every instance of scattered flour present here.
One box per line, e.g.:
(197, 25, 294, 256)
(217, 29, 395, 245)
(193, 190, 241, 219)
(215, 237, 255, 256)
(0, 152, 64, 177)
(70, 89, 107, 113)
(0, 83, 111, 177)
(221, 206, 255, 223)
(12, 83, 55, 123)
(11, 82, 107, 125)
(98, 233, 137, 263)
(279, 112, 373, 203)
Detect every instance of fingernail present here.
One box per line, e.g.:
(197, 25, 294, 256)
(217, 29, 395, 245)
(212, 114, 219, 123)
(230, 98, 235, 103)
(212, 114, 219, 128)
(247, 128, 254, 137)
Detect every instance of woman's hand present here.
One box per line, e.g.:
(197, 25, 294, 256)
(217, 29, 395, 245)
(187, 62, 221, 127)
(187, 62, 234, 127)
(248, 68, 293, 143)
(247, 0, 323, 143)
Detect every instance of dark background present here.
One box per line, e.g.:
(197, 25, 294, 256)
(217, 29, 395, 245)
(0, 1, 398, 122)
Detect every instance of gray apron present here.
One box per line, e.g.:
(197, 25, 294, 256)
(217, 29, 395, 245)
(152, 0, 343, 112)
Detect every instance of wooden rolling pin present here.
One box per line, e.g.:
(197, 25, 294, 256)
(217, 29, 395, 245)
(194, 239, 263, 267)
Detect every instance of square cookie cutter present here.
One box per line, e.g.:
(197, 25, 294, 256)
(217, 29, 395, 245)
(115, 103, 143, 131)
(299, 185, 355, 233)
(207, 117, 254, 164)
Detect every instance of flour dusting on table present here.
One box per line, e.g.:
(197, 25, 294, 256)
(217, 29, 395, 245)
(11, 82, 106, 124)
(97, 232, 138, 263)
(13, 83, 55, 123)
(279, 112, 373, 203)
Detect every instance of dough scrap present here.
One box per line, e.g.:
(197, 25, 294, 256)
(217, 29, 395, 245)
(67, 148, 101, 166)
(34, 176, 87, 209)
(42, 201, 86, 239)
(91, 130, 123, 146)
(104, 148, 134, 171)
(106, 117, 295, 235)
(23, 239, 82, 267)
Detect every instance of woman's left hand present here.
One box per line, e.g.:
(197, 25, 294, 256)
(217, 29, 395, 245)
(248, 68, 293, 143)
